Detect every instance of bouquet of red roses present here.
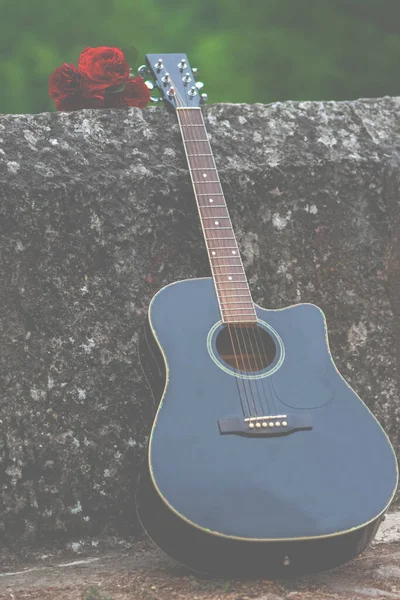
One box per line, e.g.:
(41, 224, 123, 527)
(49, 46, 151, 111)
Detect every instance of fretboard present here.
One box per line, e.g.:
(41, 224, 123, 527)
(176, 107, 257, 324)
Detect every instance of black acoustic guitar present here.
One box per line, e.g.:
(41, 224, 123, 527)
(135, 53, 398, 578)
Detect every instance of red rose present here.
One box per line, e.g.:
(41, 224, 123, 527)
(120, 77, 151, 108)
(49, 63, 107, 111)
(78, 46, 130, 90)
(48, 63, 82, 102)
(104, 77, 151, 109)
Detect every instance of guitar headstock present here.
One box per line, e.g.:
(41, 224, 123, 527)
(138, 53, 207, 110)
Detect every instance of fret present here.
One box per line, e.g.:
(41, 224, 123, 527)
(181, 124, 204, 127)
(211, 263, 243, 268)
(211, 255, 241, 259)
(194, 181, 220, 184)
(220, 299, 254, 305)
(191, 168, 216, 170)
(214, 273, 245, 278)
(212, 267, 244, 272)
(222, 315, 257, 325)
(197, 193, 224, 196)
(216, 281, 248, 286)
(216, 285, 249, 290)
(204, 226, 232, 230)
(195, 187, 223, 195)
(222, 309, 257, 314)
(207, 246, 238, 251)
(188, 157, 215, 166)
(211, 264, 243, 269)
(184, 142, 211, 152)
(216, 272, 247, 277)
(201, 216, 229, 219)
(199, 204, 226, 208)
(219, 293, 252, 298)
(211, 264, 244, 275)
(187, 153, 213, 157)
(217, 285, 249, 291)
(212, 265, 243, 270)
(224, 320, 257, 324)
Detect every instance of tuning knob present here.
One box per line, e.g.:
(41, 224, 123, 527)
(137, 65, 148, 77)
(150, 96, 162, 103)
(192, 67, 198, 74)
(144, 80, 154, 90)
(195, 81, 204, 89)
(200, 93, 208, 104)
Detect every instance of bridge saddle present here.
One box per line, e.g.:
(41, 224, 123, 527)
(218, 414, 312, 436)
(244, 414, 288, 429)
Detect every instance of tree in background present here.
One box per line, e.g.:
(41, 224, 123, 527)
(1, 0, 400, 114)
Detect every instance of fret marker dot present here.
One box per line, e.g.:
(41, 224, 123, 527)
(211, 251, 216, 255)
(209, 198, 213, 203)
(203, 173, 207, 178)
(228, 276, 233, 280)
(215, 221, 219, 225)
(232, 251, 236, 254)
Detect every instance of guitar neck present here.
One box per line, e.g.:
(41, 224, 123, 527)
(176, 107, 257, 324)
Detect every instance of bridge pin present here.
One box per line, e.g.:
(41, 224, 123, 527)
(268, 422, 275, 427)
(249, 422, 255, 429)
(262, 422, 268, 428)
(275, 421, 281, 427)
(255, 422, 262, 428)
(282, 421, 288, 427)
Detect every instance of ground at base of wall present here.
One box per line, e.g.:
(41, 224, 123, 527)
(1, 512, 400, 600)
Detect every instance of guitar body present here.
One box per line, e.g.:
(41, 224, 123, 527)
(136, 277, 398, 578)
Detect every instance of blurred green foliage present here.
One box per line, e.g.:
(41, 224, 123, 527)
(1, 0, 400, 114)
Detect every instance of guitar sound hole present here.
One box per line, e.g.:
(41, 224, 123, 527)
(216, 325, 276, 372)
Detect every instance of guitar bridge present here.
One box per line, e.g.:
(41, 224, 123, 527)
(218, 414, 312, 436)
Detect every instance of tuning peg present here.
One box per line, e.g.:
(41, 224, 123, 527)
(137, 65, 148, 77)
(144, 80, 154, 90)
(192, 67, 198, 75)
(195, 81, 204, 90)
(150, 96, 163, 103)
(200, 93, 208, 104)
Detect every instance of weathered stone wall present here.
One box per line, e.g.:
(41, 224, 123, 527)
(0, 98, 399, 545)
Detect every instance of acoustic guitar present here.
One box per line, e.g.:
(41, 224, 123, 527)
(135, 53, 398, 578)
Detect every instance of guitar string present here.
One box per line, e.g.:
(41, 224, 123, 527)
(173, 83, 256, 418)
(175, 95, 267, 418)
(171, 74, 278, 420)
(177, 101, 267, 418)
(176, 99, 259, 418)
(191, 105, 275, 417)
(186, 103, 266, 417)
